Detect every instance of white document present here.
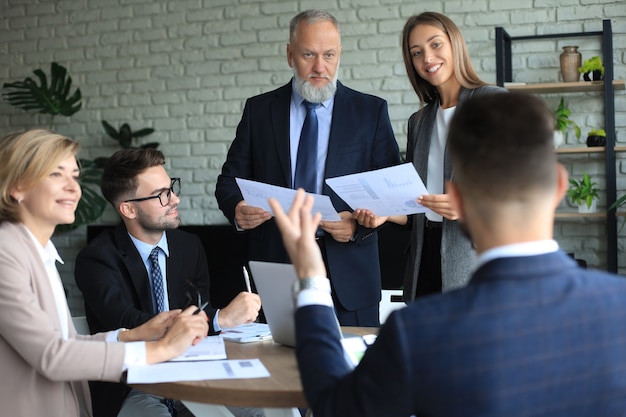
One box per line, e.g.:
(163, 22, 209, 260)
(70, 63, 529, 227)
(235, 178, 341, 221)
(221, 323, 273, 343)
(168, 335, 227, 362)
(127, 359, 270, 383)
(325, 163, 430, 216)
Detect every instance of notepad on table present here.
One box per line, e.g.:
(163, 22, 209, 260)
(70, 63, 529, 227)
(221, 323, 272, 343)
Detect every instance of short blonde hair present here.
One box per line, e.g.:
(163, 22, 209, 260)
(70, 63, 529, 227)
(0, 129, 80, 223)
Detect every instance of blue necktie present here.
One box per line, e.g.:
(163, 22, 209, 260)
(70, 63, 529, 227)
(294, 101, 319, 193)
(148, 247, 177, 417)
(149, 247, 166, 313)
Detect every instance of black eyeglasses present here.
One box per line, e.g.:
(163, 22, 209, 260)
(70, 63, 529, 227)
(124, 178, 181, 207)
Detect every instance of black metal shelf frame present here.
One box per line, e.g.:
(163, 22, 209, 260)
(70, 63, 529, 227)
(495, 20, 618, 272)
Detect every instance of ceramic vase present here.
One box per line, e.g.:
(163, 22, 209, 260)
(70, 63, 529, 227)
(553, 130, 564, 148)
(560, 46, 582, 83)
(578, 199, 597, 214)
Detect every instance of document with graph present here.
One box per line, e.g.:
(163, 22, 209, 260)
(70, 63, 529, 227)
(325, 163, 431, 216)
(235, 178, 341, 221)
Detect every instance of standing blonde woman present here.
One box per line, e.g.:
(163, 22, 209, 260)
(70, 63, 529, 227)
(354, 12, 506, 302)
(0, 129, 208, 417)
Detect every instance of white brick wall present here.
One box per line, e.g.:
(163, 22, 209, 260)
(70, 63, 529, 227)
(0, 0, 624, 314)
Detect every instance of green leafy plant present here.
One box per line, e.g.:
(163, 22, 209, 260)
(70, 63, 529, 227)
(554, 98, 581, 140)
(578, 56, 604, 76)
(95, 121, 158, 167)
(568, 172, 600, 209)
(2, 62, 82, 130)
(587, 128, 606, 137)
(101, 121, 157, 149)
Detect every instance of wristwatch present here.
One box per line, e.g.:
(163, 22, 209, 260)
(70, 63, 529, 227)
(292, 276, 331, 296)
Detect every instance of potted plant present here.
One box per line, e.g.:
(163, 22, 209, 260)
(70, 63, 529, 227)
(568, 172, 600, 213)
(553, 97, 581, 147)
(578, 56, 604, 82)
(586, 128, 606, 147)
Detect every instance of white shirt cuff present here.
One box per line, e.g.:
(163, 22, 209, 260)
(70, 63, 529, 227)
(213, 309, 221, 332)
(297, 288, 334, 308)
(108, 329, 147, 370)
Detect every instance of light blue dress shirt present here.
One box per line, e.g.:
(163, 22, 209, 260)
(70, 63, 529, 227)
(289, 81, 335, 194)
(128, 232, 221, 330)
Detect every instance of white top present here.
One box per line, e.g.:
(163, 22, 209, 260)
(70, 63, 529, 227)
(426, 105, 456, 222)
(26, 228, 69, 340)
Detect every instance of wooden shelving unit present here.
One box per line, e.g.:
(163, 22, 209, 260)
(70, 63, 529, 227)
(505, 80, 625, 94)
(555, 146, 626, 154)
(495, 19, 620, 272)
(555, 212, 606, 219)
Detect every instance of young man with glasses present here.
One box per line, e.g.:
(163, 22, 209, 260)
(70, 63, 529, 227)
(75, 148, 261, 417)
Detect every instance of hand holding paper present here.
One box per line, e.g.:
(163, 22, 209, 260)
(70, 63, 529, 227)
(235, 178, 341, 221)
(325, 163, 431, 217)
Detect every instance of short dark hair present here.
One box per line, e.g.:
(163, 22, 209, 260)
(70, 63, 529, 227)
(448, 93, 556, 201)
(101, 148, 165, 207)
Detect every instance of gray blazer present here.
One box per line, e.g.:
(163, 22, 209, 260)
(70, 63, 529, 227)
(0, 222, 126, 417)
(402, 85, 507, 302)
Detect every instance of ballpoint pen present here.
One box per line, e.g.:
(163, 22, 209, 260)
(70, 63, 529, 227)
(242, 265, 252, 293)
(193, 301, 209, 315)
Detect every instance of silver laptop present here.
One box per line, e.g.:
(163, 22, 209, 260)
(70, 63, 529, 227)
(248, 260, 299, 347)
(248, 260, 362, 352)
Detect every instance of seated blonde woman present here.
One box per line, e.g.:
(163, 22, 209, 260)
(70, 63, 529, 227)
(0, 129, 209, 417)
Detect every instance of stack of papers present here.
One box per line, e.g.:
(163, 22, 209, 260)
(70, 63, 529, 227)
(221, 323, 272, 343)
(127, 359, 270, 383)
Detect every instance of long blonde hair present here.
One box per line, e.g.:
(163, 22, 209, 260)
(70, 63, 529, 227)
(401, 12, 487, 104)
(0, 129, 79, 223)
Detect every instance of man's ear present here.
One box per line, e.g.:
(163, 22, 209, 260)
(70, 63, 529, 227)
(118, 202, 137, 220)
(286, 43, 294, 68)
(446, 180, 464, 222)
(554, 163, 569, 209)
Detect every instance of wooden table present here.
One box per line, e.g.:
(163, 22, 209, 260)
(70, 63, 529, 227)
(131, 327, 374, 417)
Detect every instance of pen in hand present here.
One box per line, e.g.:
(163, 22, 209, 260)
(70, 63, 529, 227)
(193, 301, 209, 315)
(242, 265, 252, 293)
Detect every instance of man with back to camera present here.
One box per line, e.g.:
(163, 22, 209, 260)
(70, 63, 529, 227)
(215, 9, 401, 327)
(270, 93, 626, 416)
(75, 148, 261, 417)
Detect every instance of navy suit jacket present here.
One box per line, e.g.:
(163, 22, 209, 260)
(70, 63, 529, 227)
(215, 80, 400, 314)
(74, 223, 216, 417)
(296, 251, 626, 416)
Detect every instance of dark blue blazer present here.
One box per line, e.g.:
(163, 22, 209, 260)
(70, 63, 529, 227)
(215, 80, 400, 314)
(296, 251, 626, 416)
(74, 223, 216, 417)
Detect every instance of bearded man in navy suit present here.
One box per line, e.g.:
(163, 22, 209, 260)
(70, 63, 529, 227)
(215, 10, 401, 327)
(271, 93, 626, 416)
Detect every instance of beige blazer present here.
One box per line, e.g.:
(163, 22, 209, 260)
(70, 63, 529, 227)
(0, 222, 126, 417)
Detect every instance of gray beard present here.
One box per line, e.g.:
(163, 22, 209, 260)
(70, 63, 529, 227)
(292, 66, 338, 103)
